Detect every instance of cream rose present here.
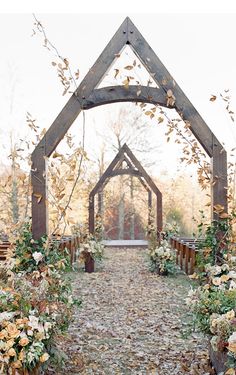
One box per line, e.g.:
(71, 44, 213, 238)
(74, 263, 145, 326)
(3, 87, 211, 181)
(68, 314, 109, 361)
(228, 332, 236, 353)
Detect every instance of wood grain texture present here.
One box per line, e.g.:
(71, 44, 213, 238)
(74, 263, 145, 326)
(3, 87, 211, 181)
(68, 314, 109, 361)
(83, 86, 169, 109)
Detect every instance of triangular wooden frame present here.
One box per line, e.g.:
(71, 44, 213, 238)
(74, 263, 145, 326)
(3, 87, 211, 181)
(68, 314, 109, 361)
(88, 143, 162, 235)
(31, 17, 227, 239)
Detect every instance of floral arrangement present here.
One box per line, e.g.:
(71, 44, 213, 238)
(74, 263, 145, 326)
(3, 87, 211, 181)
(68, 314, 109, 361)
(149, 240, 176, 275)
(0, 223, 79, 374)
(163, 222, 180, 239)
(79, 235, 104, 262)
(78, 216, 104, 265)
(186, 260, 236, 370)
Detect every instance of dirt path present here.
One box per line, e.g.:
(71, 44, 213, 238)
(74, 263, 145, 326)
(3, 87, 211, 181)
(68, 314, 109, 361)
(60, 248, 212, 374)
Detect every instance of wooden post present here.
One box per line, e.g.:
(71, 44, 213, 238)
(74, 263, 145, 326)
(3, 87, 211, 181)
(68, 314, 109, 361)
(89, 194, 95, 234)
(156, 192, 163, 234)
(212, 141, 228, 218)
(189, 246, 196, 275)
(31, 147, 48, 239)
(185, 244, 190, 274)
(148, 190, 152, 226)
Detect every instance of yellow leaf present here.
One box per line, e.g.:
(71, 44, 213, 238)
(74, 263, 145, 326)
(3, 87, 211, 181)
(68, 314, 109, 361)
(114, 69, 119, 79)
(219, 212, 230, 219)
(225, 369, 235, 375)
(210, 95, 217, 102)
(33, 193, 43, 204)
(124, 65, 133, 70)
(122, 78, 130, 90)
(213, 204, 225, 213)
(52, 151, 62, 158)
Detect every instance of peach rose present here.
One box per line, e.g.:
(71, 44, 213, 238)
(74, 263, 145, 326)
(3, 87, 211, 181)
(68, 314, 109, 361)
(39, 352, 50, 363)
(18, 350, 25, 361)
(16, 319, 25, 326)
(8, 348, 16, 357)
(6, 323, 20, 339)
(0, 330, 6, 340)
(19, 337, 29, 347)
(11, 360, 22, 369)
(5, 339, 14, 350)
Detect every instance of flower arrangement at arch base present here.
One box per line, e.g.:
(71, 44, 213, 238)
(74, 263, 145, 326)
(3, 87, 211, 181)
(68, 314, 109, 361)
(0, 223, 80, 374)
(186, 214, 236, 374)
(77, 216, 105, 271)
(149, 240, 176, 276)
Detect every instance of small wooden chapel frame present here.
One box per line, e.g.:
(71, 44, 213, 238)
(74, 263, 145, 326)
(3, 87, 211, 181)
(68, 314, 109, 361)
(88, 143, 163, 235)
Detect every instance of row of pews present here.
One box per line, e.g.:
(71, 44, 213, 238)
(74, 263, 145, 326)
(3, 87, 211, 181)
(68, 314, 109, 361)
(0, 235, 81, 265)
(170, 236, 204, 275)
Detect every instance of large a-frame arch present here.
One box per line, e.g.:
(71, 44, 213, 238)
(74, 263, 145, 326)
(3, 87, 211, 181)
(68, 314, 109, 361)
(88, 143, 163, 236)
(31, 17, 227, 239)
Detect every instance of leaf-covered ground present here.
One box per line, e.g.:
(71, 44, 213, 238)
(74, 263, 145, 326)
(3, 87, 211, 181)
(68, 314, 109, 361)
(51, 248, 215, 374)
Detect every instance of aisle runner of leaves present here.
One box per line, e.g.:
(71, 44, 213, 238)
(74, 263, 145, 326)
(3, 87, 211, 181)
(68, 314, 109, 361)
(54, 248, 214, 374)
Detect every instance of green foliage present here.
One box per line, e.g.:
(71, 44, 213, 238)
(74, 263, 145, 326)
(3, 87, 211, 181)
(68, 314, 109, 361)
(13, 223, 71, 274)
(196, 215, 232, 268)
(193, 289, 236, 334)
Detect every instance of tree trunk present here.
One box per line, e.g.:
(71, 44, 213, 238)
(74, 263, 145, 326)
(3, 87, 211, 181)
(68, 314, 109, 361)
(118, 193, 125, 240)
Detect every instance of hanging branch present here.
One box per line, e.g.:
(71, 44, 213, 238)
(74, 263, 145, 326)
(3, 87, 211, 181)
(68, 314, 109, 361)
(32, 13, 79, 95)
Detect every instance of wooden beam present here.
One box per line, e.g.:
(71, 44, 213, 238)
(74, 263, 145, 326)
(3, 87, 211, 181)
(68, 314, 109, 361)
(83, 85, 170, 110)
(126, 17, 218, 157)
(212, 139, 228, 218)
(110, 168, 141, 177)
(123, 144, 162, 197)
(90, 147, 127, 197)
(148, 190, 152, 227)
(33, 18, 130, 159)
(156, 191, 163, 233)
(31, 148, 48, 239)
(88, 194, 95, 234)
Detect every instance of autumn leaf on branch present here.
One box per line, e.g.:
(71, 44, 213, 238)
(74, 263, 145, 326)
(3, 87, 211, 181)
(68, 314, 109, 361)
(209, 95, 217, 102)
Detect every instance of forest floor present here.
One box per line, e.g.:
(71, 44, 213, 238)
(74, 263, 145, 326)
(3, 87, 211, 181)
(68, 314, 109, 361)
(49, 247, 215, 375)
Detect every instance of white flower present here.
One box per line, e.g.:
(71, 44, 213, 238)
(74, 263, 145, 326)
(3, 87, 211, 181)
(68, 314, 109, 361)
(228, 332, 236, 344)
(230, 256, 236, 264)
(28, 315, 39, 330)
(44, 322, 52, 332)
(228, 271, 236, 279)
(221, 263, 230, 272)
(32, 252, 44, 265)
(210, 265, 222, 276)
(0, 312, 15, 323)
(229, 280, 236, 290)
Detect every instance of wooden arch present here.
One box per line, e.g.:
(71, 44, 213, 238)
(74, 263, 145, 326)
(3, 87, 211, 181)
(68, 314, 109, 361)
(31, 17, 227, 239)
(88, 143, 163, 236)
